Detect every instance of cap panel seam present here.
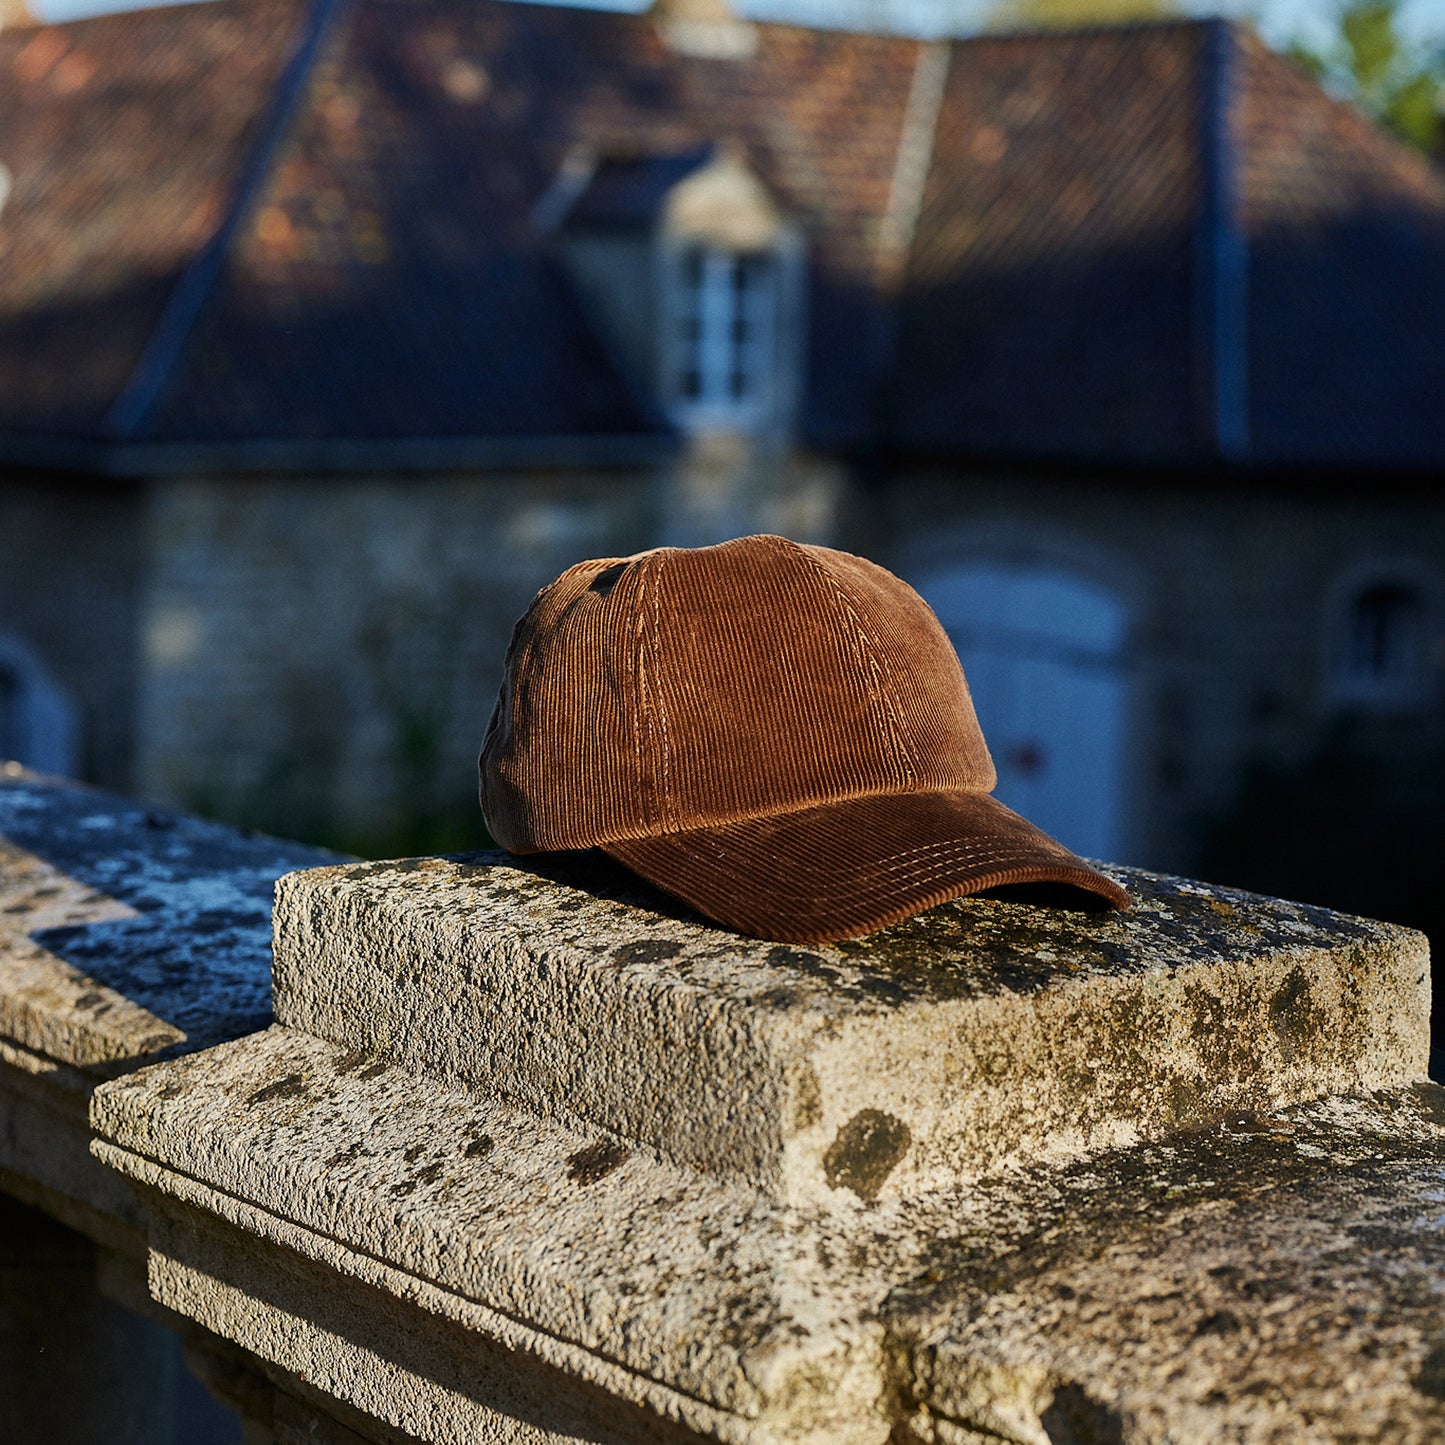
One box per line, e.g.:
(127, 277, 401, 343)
(623, 554, 655, 834)
(793, 545, 919, 787)
(642, 547, 677, 831)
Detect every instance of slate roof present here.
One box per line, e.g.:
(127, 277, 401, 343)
(0, 0, 1440, 471)
(0, 0, 302, 440)
(892, 21, 1445, 468)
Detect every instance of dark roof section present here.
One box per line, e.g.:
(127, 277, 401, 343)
(0, 2, 1442, 469)
(892, 22, 1209, 465)
(554, 147, 715, 230)
(0, 0, 921, 462)
(1237, 29, 1445, 468)
(0, 0, 305, 440)
(145, 0, 662, 446)
(890, 19, 1445, 468)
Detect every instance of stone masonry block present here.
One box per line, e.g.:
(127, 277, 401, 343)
(272, 850, 1428, 1205)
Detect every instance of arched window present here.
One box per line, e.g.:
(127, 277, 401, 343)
(1347, 584, 1422, 678)
(1329, 574, 1436, 711)
(0, 662, 19, 763)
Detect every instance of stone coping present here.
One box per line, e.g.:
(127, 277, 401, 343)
(92, 1025, 881, 1444)
(890, 1085, 1445, 1443)
(0, 768, 336, 1249)
(90, 1023, 1445, 1444)
(272, 851, 1429, 1203)
(0, 768, 336, 1073)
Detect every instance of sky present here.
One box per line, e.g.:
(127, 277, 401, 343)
(25, 0, 1445, 55)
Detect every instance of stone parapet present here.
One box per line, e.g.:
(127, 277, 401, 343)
(0, 766, 337, 1442)
(893, 1085, 1445, 1443)
(0, 765, 334, 1245)
(92, 1029, 1445, 1443)
(2, 768, 1441, 1443)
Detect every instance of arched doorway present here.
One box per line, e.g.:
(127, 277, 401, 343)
(914, 562, 1129, 862)
(0, 635, 79, 776)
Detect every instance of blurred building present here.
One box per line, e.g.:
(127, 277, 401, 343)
(0, 0, 1442, 923)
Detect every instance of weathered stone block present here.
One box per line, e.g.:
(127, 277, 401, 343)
(0, 768, 336, 1444)
(887, 1087, 1445, 1445)
(272, 851, 1428, 1204)
(91, 1027, 1445, 1444)
(92, 1026, 883, 1445)
(0, 769, 333, 1238)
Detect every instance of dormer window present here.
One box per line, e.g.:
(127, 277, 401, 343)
(669, 244, 777, 425)
(659, 147, 802, 436)
(1346, 584, 1421, 680)
(539, 142, 803, 438)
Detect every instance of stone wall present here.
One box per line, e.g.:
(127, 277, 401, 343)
(133, 458, 846, 848)
(134, 469, 657, 846)
(0, 474, 144, 789)
(875, 469, 1445, 884)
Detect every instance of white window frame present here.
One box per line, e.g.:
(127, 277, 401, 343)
(665, 242, 778, 430)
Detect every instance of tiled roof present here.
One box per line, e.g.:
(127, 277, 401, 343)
(892, 22, 1208, 464)
(890, 19, 1445, 468)
(1237, 30, 1445, 467)
(157, 0, 919, 450)
(0, 0, 1441, 468)
(0, 0, 303, 439)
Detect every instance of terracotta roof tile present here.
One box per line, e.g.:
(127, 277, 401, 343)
(893, 23, 1209, 463)
(0, 1, 1442, 466)
(1237, 32, 1445, 466)
(151, 0, 923, 447)
(0, 0, 305, 438)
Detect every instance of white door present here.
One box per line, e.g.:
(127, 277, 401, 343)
(915, 563, 1128, 862)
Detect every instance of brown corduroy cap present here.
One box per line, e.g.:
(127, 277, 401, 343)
(480, 534, 1129, 942)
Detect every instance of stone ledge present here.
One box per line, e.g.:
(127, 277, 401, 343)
(89, 1021, 1445, 1444)
(0, 767, 334, 1250)
(888, 1087, 1445, 1444)
(91, 1025, 884, 1445)
(272, 851, 1429, 1203)
(0, 769, 337, 1071)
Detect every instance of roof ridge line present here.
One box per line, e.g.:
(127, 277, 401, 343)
(877, 37, 950, 291)
(102, 0, 348, 442)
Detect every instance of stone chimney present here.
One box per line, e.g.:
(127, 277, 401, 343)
(0, 0, 36, 30)
(650, 0, 756, 59)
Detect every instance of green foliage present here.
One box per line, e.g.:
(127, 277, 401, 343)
(1294, 0, 1444, 154)
(987, 0, 1179, 31)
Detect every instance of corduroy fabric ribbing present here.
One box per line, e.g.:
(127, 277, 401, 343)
(479, 535, 1129, 941)
(607, 791, 1128, 944)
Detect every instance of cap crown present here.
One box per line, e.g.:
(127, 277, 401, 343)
(481, 534, 996, 852)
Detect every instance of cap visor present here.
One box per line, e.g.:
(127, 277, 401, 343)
(603, 790, 1129, 945)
